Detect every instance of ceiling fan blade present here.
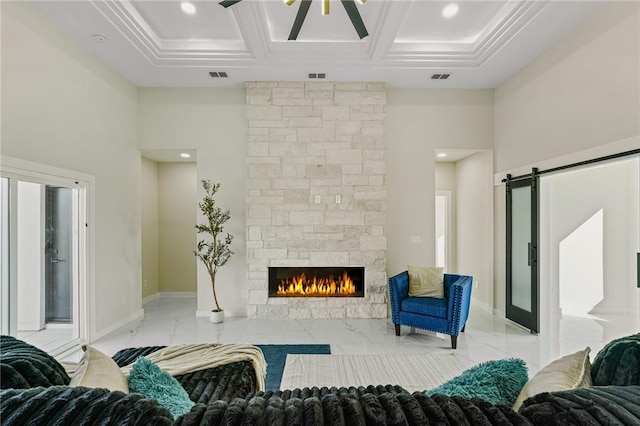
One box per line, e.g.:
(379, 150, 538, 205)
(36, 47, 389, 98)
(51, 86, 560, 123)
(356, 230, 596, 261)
(219, 0, 242, 8)
(289, 0, 313, 41)
(340, 0, 369, 39)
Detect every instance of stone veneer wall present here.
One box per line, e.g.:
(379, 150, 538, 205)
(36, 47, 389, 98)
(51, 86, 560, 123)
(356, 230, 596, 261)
(246, 82, 387, 319)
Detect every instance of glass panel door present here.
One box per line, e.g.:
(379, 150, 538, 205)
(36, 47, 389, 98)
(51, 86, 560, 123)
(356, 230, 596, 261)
(506, 174, 539, 333)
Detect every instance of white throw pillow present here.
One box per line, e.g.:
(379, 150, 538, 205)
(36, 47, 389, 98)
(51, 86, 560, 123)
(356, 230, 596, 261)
(70, 345, 129, 393)
(512, 347, 592, 411)
(407, 265, 444, 298)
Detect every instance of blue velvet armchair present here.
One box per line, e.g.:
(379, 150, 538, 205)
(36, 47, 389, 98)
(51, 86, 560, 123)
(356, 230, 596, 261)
(389, 271, 472, 349)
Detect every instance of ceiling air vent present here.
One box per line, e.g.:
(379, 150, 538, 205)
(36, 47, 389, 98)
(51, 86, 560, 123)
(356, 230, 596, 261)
(308, 73, 326, 79)
(209, 71, 229, 78)
(431, 73, 451, 80)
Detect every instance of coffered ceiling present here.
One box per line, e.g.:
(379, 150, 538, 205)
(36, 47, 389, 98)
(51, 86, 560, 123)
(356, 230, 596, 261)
(35, 0, 606, 88)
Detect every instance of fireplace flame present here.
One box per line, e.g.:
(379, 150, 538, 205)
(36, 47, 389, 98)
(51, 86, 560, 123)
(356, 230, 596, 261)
(277, 270, 356, 297)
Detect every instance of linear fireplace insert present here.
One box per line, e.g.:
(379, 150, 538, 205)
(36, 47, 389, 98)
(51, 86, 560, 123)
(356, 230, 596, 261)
(269, 266, 365, 298)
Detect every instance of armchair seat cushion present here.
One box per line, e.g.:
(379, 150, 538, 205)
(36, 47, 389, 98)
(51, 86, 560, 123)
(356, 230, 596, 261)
(401, 296, 448, 319)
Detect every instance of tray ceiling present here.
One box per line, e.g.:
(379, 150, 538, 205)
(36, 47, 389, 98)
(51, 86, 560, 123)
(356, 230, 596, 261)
(35, 0, 606, 88)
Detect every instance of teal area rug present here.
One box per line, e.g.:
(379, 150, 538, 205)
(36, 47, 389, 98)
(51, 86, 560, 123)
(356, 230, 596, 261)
(257, 344, 331, 391)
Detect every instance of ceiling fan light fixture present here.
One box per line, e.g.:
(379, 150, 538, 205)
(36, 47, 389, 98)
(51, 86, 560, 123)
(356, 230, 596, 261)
(180, 2, 197, 15)
(442, 3, 459, 19)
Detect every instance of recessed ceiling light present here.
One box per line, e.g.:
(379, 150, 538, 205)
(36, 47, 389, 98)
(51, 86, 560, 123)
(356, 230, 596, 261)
(180, 153, 191, 158)
(442, 3, 459, 19)
(180, 2, 197, 15)
(92, 33, 108, 43)
(437, 153, 448, 158)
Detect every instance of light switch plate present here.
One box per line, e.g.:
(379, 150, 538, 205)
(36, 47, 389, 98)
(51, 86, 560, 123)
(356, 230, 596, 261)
(314, 195, 321, 204)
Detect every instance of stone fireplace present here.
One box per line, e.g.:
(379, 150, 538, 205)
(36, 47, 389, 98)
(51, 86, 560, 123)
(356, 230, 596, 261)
(246, 81, 387, 319)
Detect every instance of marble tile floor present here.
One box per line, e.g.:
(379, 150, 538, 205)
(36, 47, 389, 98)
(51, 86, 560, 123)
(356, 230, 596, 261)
(18, 327, 74, 353)
(78, 297, 639, 380)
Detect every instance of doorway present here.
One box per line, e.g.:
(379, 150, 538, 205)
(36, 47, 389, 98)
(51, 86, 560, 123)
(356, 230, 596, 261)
(0, 165, 88, 355)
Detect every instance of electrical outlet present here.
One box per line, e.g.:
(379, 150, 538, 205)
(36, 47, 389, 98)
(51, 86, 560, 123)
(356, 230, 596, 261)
(335, 195, 341, 204)
(410, 236, 422, 245)
(475, 281, 479, 289)
(314, 195, 321, 204)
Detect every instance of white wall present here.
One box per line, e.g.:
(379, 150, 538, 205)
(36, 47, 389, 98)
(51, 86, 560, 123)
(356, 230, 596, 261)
(435, 163, 456, 193)
(494, 2, 640, 173)
(141, 157, 159, 300)
(386, 90, 494, 276)
(1, 1, 142, 338)
(137, 89, 247, 316)
(456, 151, 494, 310)
(158, 162, 197, 293)
(17, 182, 44, 330)
(493, 2, 640, 312)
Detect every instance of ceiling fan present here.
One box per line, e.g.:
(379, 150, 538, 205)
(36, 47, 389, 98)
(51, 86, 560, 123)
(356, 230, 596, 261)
(218, 0, 369, 41)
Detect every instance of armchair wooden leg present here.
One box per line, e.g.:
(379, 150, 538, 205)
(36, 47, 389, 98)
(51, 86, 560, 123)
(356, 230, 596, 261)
(395, 324, 400, 336)
(461, 324, 466, 332)
(451, 335, 457, 349)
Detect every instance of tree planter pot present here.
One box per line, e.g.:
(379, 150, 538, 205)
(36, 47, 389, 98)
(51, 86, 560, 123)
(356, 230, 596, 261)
(210, 310, 225, 324)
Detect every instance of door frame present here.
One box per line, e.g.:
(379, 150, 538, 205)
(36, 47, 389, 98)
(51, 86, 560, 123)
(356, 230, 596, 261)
(1, 156, 94, 356)
(506, 170, 540, 333)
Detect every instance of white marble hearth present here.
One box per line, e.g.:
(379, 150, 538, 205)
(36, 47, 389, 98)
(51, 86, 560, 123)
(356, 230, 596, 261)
(245, 82, 387, 319)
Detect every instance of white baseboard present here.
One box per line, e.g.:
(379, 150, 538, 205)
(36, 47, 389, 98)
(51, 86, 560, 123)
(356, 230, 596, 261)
(143, 292, 197, 305)
(470, 298, 493, 314)
(92, 309, 144, 342)
(159, 291, 197, 298)
(142, 293, 160, 304)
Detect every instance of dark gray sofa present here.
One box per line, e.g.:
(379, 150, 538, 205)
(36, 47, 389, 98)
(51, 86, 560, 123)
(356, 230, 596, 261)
(1, 334, 639, 425)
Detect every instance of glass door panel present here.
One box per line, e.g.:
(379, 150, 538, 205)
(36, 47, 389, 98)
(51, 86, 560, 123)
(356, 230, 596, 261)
(507, 175, 539, 333)
(511, 186, 532, 312)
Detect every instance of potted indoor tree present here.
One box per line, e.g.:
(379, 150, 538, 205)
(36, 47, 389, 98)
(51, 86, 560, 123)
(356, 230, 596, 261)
(194, 179, 234, 323)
